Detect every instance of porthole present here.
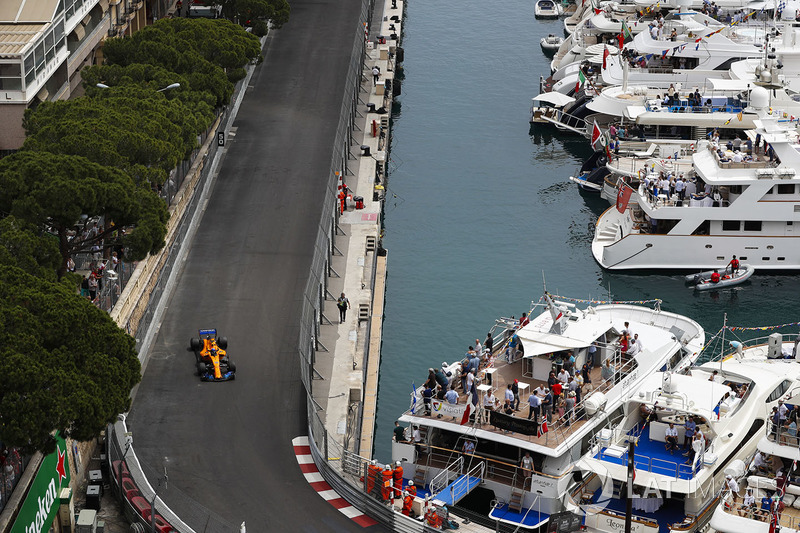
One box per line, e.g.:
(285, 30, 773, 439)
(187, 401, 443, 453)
(762, 257, 770, 261)
(767, 245, 774, 250)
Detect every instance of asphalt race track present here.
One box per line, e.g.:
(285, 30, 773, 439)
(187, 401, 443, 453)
(127, 1, 386, 531)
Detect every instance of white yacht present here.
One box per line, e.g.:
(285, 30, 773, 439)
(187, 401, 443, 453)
(536, 0, 564, 18)
(706, 332, 800, 533)
(592, 87, 800, 271)
(391, 293, 704, 529)
(571, 347, 799, 533)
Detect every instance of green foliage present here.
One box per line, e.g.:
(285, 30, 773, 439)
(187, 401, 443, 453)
(0, 152, 168, 276)
(219, 0, 291, 29)
(23, 89, 212, 188)
(0, 217, 61, 282)
(102, 18, 262, 103)
(0, 265, 141, 454)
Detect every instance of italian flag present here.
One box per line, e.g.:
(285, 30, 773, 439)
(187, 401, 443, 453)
(622, 20, 632, 40)
(575, 70, 586, 93)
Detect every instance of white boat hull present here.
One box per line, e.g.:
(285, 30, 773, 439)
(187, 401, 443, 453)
(593, 208, 800, 270)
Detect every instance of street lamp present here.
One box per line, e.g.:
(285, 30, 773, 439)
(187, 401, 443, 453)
(156, 83, 180, 92)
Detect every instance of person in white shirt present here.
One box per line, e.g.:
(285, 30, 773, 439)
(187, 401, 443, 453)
(752, 451, 769, 474)
(665, 422, 679, 453)
(779, 400, 789, 421)
(732, 151, 743, 163)
(558, 369, 570, 384)
(626, 333, 643, 356)
(739, 488, 756, 517)
(726, 475, 740, 496)
(484, 390, 497, 411)
(674, 176, 685, 200)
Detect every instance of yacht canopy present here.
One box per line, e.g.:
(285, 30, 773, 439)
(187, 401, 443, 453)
(639, 372, 732, 416)
(708, 78, 752, 91)
(532, 92, 575, 106)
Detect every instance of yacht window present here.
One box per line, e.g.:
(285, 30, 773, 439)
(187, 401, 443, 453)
(762, 257, 770, 261)
(740, 256, 747, 260)
(777, 184, 796, 194)
(779, 257, 786, 261)
(692, 220, 710, 235)
(744, 221, 762, 231)
(794, 206, 800, 212)
(729, 185, 743, 194)
(722, 220, 740, 231)
(789, 222, 794, 226)
(767, 380, 792, 402)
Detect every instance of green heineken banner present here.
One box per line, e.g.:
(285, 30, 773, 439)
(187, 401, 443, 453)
(11, 434, 71, 533)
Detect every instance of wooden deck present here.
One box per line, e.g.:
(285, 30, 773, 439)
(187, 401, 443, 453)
(415, 357, 605, 448)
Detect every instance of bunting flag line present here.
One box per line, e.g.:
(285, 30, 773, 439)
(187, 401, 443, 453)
(737, 111, 743, 121)
(726, 321, 800, 332)
(724, 117, 732, 125)
(549, 295, 662, 305)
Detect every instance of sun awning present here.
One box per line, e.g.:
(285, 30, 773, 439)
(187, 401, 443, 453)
(519, 335, 590, 358)
(625, 105, 646, 119)
(532, 92, 575, 107)
(707, 78, 752, 91)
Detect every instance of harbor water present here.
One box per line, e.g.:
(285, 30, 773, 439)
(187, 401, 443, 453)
(373, 0, 800, 461)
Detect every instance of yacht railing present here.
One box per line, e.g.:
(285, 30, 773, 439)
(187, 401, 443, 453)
(440, 461, 485, 504)
(429, 456, 463, 496)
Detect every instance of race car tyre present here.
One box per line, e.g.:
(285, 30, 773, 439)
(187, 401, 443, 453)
(190, 338, 201, 351)
(218, 336, 228, 349)
(196, 362, 206, 376)
(228, 360, 236, 373)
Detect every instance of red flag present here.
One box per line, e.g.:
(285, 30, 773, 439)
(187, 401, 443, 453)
(618, 33, 624, 50)
(594, 7, 602, 13)
(602, 45, 609, 69)
(616, 184, 633, 213)
(460, 394, 474, 425)
(591, 120, 603, 151)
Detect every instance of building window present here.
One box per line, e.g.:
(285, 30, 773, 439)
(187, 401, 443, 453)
(744, 221, 762, 231)
(0, 63, 23, 91)
(722, 220, 740, 231)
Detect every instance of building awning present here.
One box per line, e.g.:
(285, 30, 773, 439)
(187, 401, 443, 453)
(532, 92, 575, 107)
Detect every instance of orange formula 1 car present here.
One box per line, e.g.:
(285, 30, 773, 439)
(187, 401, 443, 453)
(190, 329, 236, 382)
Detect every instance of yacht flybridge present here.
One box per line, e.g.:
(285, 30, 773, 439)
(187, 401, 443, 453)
(592, 86, 800, 271)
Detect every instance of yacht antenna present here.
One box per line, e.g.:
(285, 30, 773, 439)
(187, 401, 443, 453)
(719, 313, 727, 370)
(607, 282, 612, 302)
(542, 271, 547, 293)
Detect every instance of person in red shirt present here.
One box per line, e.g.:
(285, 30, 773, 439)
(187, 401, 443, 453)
(727, 255, 740, 274)
(710, 270, 720, 283)
(519, 312, 530, 327)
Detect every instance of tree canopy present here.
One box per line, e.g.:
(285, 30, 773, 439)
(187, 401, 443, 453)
(0, 152, 168, 277)
(0, 266, 141, 454)
(218, 0, 291, 31)
(0, 217, 62, 283)
(101, 18, 262, 104)
(23, 88, 213, 188)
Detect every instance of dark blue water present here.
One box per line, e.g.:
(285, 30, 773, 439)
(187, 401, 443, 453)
(373, 0, 799, 461)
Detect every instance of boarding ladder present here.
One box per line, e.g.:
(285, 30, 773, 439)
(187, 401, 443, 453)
(430, 460, 486, 506)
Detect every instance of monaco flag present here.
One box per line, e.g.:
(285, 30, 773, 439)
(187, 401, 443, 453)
(616, 183, 633, 213)
(591, 120, 604, 151)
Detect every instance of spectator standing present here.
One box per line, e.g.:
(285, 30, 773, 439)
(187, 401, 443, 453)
(337, 293, 350, 323)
